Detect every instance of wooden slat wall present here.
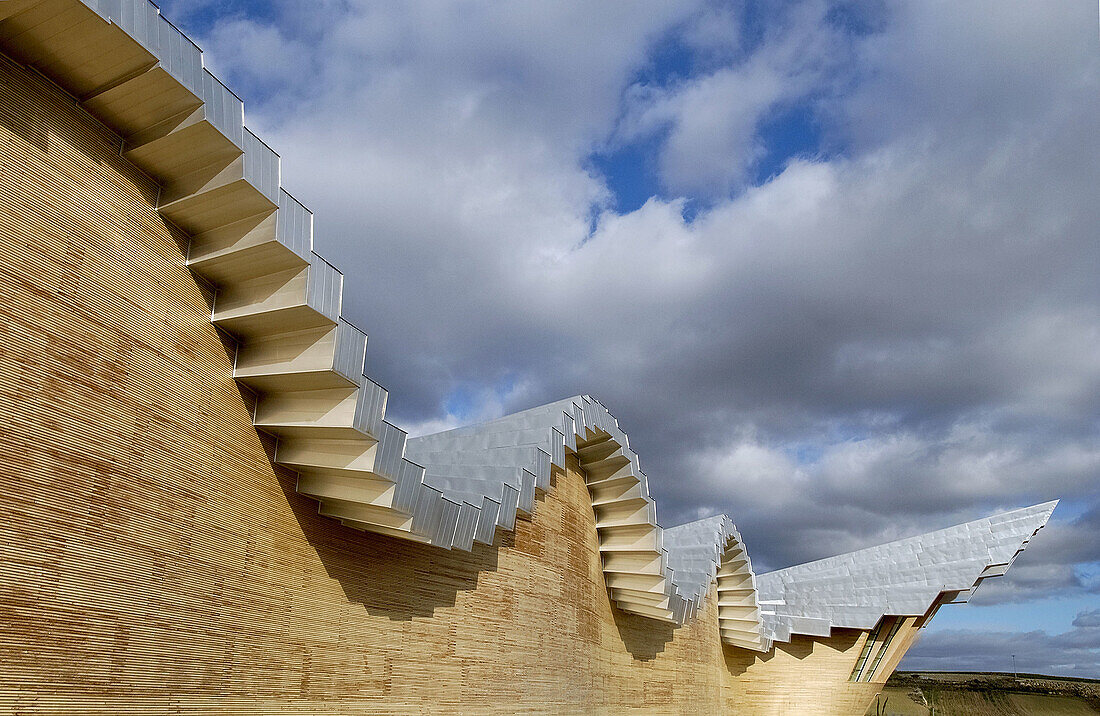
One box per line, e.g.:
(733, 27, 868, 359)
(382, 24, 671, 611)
(724, 629, 885, 713)
(0, 55, 889, 715)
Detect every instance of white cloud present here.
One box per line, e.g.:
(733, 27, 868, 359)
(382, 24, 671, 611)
(615, 0, 849, 194)
(201, 18, 310, 96)
(692, 437, 804, 508)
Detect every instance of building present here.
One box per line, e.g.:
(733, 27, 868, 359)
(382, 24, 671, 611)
(0, 0, 1056, 712)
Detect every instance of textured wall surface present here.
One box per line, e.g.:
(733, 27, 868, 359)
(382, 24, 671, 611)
(725, 630, 884, 713)
(0, 55, 883, 715)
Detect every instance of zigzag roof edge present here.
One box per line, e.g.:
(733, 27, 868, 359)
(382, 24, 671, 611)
(406, 399, 759, 649)
(756, 501, 1057, 645)
(407, 395, 701, 623)
(0, 0, 1059, 657)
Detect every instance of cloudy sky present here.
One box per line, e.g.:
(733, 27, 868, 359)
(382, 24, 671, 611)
(162, 0, 1099, 677)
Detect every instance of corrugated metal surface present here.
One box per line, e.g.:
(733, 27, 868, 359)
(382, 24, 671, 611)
(201, 69, 244, 147)
(411, 485, 444, 538)
(373, 420, 407, 482)
(96, 0, 157, 50)
(354, 376, 388, 438)
(497, 483, 518, 530)
(436, 497, 460, 548)
(154, 13, 202, 94)
(276, 189, 313, 261)
(242, 129, 279, 205)
(549, 427, 565, 466)
(453, 501, 477, 551)
(392, 457, 424, 515)
(306, 253, 342, 323)
(474, 495, 500, 544)
(332, 319, 367, 387)
(532, 447, 550, 490)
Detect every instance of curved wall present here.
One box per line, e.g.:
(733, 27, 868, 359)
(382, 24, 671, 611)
(0, 54, 886, 715)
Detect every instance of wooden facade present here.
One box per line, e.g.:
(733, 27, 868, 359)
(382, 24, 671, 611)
(0, 54, 899, 714)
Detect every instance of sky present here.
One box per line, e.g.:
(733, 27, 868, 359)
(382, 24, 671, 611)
(160, 0, 1099, 677)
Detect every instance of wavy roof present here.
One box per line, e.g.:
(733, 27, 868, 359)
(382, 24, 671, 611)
(0, 0, 1058, 655)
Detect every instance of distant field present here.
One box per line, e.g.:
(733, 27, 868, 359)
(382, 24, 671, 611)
(865, 672, 1100, 715)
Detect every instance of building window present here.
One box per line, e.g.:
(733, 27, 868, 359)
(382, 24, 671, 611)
(865, 616, 905, 681)
(849, 620, 884, 682)
(850, 616, 906, 682)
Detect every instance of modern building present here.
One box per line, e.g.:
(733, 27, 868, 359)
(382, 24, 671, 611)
(0, 1, 1056, 713)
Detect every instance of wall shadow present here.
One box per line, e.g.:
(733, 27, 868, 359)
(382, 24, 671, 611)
(723, 641, 766, 677)
(820, 628, 861, 653)
(610, 599, 677, 661)
(723, 631, 841, 677)
(270, 447, 501, 621)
